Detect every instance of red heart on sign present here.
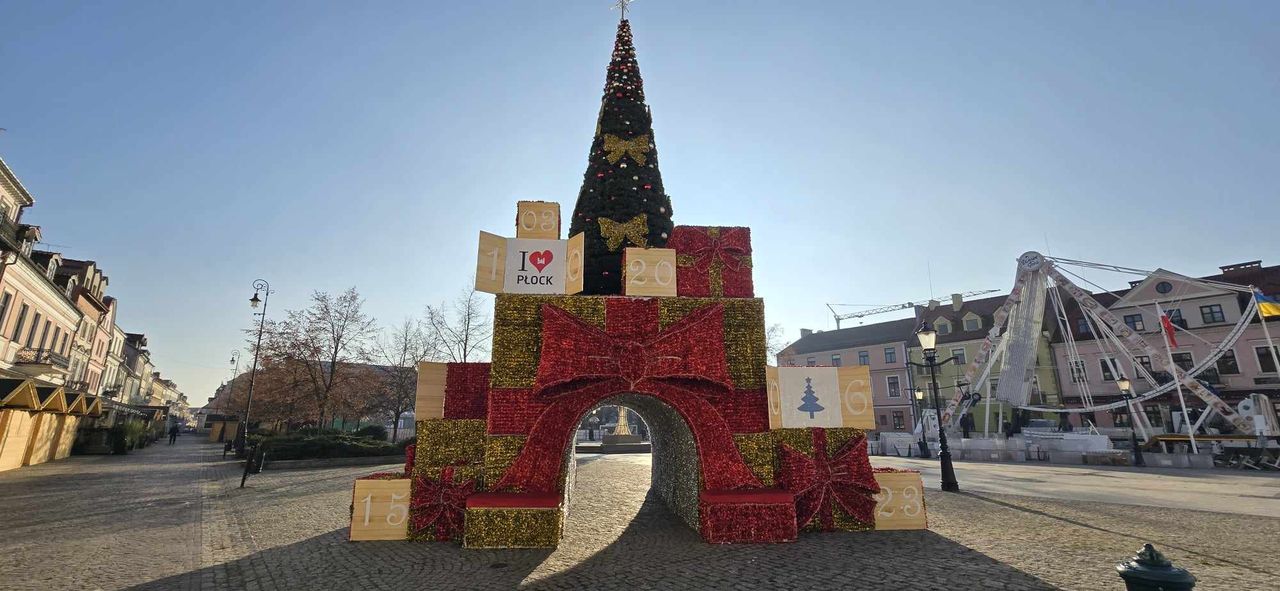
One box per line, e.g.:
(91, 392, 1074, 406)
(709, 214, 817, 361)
(529, 250, 554, 272)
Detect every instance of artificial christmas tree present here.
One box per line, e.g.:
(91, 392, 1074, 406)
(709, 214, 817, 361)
(568, 18, 675, 295)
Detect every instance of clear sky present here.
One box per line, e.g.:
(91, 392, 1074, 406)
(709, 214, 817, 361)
(1, 1, 1277, 405)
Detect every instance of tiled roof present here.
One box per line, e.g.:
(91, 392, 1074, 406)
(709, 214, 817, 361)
(781, 317, 917, 356)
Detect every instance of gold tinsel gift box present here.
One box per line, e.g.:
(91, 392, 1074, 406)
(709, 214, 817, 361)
(462, 492, 563, 548)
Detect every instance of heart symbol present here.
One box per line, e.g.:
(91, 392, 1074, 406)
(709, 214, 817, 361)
(529, 250, 554, 273)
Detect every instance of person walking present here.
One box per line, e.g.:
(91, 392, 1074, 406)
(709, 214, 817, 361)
(168, 423, 180, 445)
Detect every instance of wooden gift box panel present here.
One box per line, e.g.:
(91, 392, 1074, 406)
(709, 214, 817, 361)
(872, 471, 928, 530)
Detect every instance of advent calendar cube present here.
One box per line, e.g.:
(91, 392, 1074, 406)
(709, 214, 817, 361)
(669, 226, 754, 298)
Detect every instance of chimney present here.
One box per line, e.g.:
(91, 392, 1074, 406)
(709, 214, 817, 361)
(927, 299, 940, 310)
(800, 328, 813, 338)
(952, 293, 963, 311)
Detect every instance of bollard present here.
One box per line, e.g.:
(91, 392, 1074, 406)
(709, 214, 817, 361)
(1116, 544, 1196, 591)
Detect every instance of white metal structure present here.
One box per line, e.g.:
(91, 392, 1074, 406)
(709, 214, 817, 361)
(941, 252, 1275, 438)
(827, 290, 999, 329)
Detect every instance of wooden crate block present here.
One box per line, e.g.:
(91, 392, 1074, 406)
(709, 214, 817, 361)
(837, 365, 875, 429)
(516, 201, 561, 240)
(415, 362, 448, 420)
(0, 410, 34, 472)
(349, 478, 411, 541)
(623, 247, 678, 297)
(872, 471, 928, 530)
(23, 413, 57, 466)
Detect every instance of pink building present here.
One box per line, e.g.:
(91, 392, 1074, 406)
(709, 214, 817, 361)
(1052, 261, 1280, 431)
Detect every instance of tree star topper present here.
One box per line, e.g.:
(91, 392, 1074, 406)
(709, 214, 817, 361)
(612, 0, 636, 20)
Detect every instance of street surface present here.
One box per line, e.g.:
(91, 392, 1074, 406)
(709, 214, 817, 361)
(0, 438, 1275, 590)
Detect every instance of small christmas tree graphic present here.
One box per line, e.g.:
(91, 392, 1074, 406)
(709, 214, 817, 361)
(797, 377, 825, 419)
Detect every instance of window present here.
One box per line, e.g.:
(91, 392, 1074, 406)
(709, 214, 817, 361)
(935, 320, 952, 336)
(1200, 304, 1226, 324)
(892, 411, 905, 430)
(916, 363, 928, 375)
(1256, 346, 1280, 373)
(831, 353, 842, 367)
(1075, 317, 1091, 335)
(0, 292, 10, 335)
(951, 348, 966, 365)
(887, 375, 901, 398)
(11, 304, 29, 342)
(1134, 355, 1153, 374)
(1099, 358, 1118, 381)
(806, 357, 816, 367)
(51, 327, 60, 353)
(38, 320, 50, 350)
(884, 347, 897, 364)
(963, 316, 981, 331)
(1069, 359, 1088, 383)
(1123, 314, 1145, 332)
(25, 313, 41, 347)
(1155, 281, 1173, 294)
(1167, 308, 1185, 328)
(58, 332, 68, 354)
(1171, 352, 1193, 372)
(1217, 350, 1240, 375)
(878, 414, 888, 426)
(1113, 408, 1131, 428)
(857, 351, 869, 366)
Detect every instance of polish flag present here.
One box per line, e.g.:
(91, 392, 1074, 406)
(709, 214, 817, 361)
(1160, 314, 1179, 349)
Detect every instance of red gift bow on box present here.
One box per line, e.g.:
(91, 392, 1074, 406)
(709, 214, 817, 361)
(410, 466, 475, 541)
(682, 227, 751, 273)
(533, 302, 733, 397)
(777, 430, 880, 531)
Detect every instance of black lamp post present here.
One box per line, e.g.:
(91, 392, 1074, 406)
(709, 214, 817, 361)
(1117, 376, 1146, 467)
(912, 387, 930, 458)
(240, 279, 270, 488)
(907, 322, 960, 492)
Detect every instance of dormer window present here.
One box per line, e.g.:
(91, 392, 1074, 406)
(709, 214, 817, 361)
(935, 319, 952, 336)
(46, 261, 56, 280)
(66, 277, 77, 299)
(20, 240, 32, 257)
(962, 314, 982, 332)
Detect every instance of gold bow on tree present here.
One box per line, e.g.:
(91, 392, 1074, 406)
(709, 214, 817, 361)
(598, 214, 649, 251)
(602, 134, 652, 165)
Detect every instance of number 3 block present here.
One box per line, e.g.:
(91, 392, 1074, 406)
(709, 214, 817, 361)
(872, 470, 927, 530)
(623, 247, 678, 297)
(350, 478, 411, 541)
(516, 201, 561, 240)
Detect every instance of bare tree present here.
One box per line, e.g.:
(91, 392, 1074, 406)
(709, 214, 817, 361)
(373, 317, 434, 441)
(765, 323, 788, 364)
(424, 287, 492, 363)
(260, 288, 378, 427)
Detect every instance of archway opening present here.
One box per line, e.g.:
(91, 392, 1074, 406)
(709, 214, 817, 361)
(562, 393, 702, 539)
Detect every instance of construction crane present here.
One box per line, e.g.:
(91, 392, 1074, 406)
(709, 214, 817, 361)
(826, 289, 1000, 329)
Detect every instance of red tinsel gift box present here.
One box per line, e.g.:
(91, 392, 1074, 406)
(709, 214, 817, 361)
(669, 226, 754, 298)
(699, 489, 797, 543)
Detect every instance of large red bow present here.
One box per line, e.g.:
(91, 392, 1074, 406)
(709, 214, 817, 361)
(777, 430, 880, 531)
(410, 466, 475, 541)
(533, 302, 732, 397)
(683, 227, 751, 273)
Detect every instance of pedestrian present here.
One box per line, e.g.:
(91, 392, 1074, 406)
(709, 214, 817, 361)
(168, 423, 180, 445)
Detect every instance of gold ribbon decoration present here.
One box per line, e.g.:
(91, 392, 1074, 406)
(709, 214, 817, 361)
(602, 134, 651, 165)
(598, 214, 649, 251)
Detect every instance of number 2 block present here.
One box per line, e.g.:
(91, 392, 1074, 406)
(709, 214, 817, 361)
(623, 247, 678, 297)
(350, 479, 411, 541)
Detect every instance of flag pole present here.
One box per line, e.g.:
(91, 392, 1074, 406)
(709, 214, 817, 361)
(1157, 302, 1197, 454)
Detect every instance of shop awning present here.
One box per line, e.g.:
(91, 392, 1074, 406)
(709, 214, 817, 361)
(34, 386, 67, 413)
(64, 391, 88, 415)
(0, 378, 38, 410)
(83, 396, 103, 417)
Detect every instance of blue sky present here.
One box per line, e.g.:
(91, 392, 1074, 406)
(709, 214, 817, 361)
(2, 1, 1277, 405)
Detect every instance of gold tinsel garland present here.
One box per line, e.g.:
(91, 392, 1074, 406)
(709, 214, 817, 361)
(491, 295, 606, 389)
(413, 419, 487, 474)
(733, 432, 776, 486)
(483, 436, 526, 487)
(659, 297, 766, 389)
(463, 508, 563, 548)
(732, 427, 869, 494)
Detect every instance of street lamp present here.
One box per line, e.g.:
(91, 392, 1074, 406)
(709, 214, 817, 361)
(907, 322, 960, 492)
(1117, 376, 1145, 467)
(912, 388, 930, 458)
(241, 279, 270, 488)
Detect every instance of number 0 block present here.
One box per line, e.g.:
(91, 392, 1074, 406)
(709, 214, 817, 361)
(516, 201, 561, 239)
(350, 478, 412, 541)
(872, 471, 927, 531)
(623, 247, 678, 297)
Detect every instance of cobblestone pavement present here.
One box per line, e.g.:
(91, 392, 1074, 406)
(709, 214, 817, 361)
(3, 439, 1277, 590)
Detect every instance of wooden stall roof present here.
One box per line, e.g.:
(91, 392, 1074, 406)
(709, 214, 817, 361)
(64, 392, 88, 415)
(34, 386, 67, 413)
(0, 378, 38, 410)
(84, 396, 103, 417)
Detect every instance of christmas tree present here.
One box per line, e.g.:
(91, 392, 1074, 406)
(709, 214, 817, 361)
(568, 17, 675, 295)
(797, 377, 825, 419)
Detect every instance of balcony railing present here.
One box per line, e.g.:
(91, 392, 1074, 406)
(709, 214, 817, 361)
(14, 348, 71, 369)
(64, 380, 92, 393)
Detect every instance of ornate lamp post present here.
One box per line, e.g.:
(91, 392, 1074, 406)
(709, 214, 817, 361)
(1117, 376, 1146, 467)
(912, 387, 930, 458)
(907, 322, 960, 492)
(241, 279, 270, 488)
